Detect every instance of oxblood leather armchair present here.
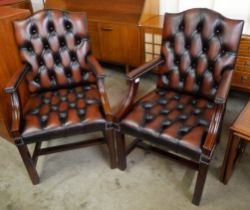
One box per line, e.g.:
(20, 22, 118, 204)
(115, 8, 244, 205)
(5, 9, 116, 184)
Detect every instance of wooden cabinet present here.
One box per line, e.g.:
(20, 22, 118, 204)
(45, 0, 160, 68)
(231, 35, 250, 92)
(0, 7, 31, 142)
(98, 23, 127, 64)
(141, 16, 163, 63)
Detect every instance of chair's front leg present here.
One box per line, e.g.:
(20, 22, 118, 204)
(192, 155, 210, 205)
(115, 131, 126, 170)
(104, 129, 116, 169)
(17, 143, 40, 185)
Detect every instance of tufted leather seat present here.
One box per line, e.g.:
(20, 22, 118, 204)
(115, 8, 244, 205)
(22, 85, 106, 142)
(5, 9, 116, 184)
(120, 89, 215, 160)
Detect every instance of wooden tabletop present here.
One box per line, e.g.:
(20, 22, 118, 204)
(141, 15, 164, 28)
(231, 100, 250, 139)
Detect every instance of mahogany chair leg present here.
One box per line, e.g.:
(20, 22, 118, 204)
(192, 159, 209, 205)
(17, 144, 40, 185)
(104, 130, 116, 169)
(116, 131, 126, 170)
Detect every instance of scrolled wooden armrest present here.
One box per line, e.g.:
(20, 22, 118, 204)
(87, 54, 105, 78)
(5, 65, 29, 94)
(202, 104, 224, 155)
(127, 57, 164, 81)
(86, 55, 112, 119)
(214, 69, 233, 104)
(4, 66, 29, 137)
(96, 77, 113, 121)
(114, 79, 140, 122)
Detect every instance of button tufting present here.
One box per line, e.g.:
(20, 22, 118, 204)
(30, 26, 37, 35)
(41, 115, 48, 122)
(193, 108, 201, 115)
(143, 102, 153, 109)
(158, 98, 167, 105)
(179, 126, 191, 134)
(177, 104, 184, 110)
(198, 119, 208, 126)
(160, 109, 170, 115)
(162, 120, 172, 128)
(59, 112, 67, 119)
(157, 89, 166, 96)
(78, 109, 85, 116)
(178, 114, 188, 120)
(69, 102, 76, 108)
(179, 24, 184, 30)
(145, 114, 154, 121)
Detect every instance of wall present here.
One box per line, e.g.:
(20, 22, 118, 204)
(160, 0, 250, 34)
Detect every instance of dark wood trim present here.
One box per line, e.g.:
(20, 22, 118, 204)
(136, 141, 199, 171)
(32, 138, 105, 157)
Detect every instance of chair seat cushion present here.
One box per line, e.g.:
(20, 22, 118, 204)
(21, 85, 106, 142)
(120, 89, 215, 160)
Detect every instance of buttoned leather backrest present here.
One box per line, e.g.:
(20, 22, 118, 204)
(158, 8, 244, 100)
(14, 9, 96, 93)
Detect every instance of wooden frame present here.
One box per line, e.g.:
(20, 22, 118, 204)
(114, 58, 227, 205)
(5, 54, 116, 184)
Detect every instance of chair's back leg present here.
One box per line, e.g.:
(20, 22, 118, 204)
(17, 144, 40, 185)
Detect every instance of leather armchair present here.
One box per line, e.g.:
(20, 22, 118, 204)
(5, 9, 116, 184)
(115, 8, 244, 205)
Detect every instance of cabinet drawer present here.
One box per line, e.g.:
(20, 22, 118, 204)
(238, 36, 250, 57)
(88, 22, 101, 59)
(98, 23, 126, 64)
(231, 71, 250, 90)
(235, 56, 250, 72)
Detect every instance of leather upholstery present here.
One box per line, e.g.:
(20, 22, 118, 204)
(157, 8, 243, 100)
(120, 8, 244, 160)
(22, 85, 105, 143)
(14, 10, 94, 93)
(120, 89, 215, 159)
(12, 9, 108, 142)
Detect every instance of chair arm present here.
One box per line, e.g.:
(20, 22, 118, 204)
(127, 57, 164, 81)
(114, 78, 140, 122)
(5, 65, 29, 94)
(86, 55, 112, 120)
(87, 55, 105, 78)
(202, 104, 224, 156)
(4, 66, 28, 137)
(96, 73, 113, 121)
(214, 69, 233, 104)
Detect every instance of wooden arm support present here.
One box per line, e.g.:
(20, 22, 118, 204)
(214, 69, 233, 104)
(114, 78, 140, 122)
(115, 58, 164, 121)
(5, 65, 29, 94)
(97, 77, 113, 121)
(86, 55, 112, 120)
(202, 104, 224, 155)
(127, 57, 164, 81)
(5, 65, 29, 137)
(87, 55, 105, 78)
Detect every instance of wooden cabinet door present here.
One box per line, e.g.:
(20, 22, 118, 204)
(127, 25, 142, 67)
(88, 21, 101, 59)
(0, 7, 31, 143)
(98, 23, 127, 64)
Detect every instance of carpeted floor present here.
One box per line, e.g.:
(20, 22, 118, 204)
(0, 66, 249, 210)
